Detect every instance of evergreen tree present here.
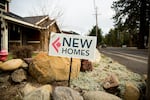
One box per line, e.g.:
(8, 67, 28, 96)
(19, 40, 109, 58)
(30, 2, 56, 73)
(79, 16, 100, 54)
(112, 0, 150, 48)
(88, 25, 103, 46)
(104, 28, 131, 47)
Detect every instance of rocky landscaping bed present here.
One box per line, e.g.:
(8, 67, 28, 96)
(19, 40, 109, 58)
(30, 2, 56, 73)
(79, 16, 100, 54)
(71, 54, 146, 100)
(0, 49, 146, 100)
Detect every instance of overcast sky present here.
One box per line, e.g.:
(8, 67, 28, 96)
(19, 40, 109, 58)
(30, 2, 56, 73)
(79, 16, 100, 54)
(10, 0, 115, 35)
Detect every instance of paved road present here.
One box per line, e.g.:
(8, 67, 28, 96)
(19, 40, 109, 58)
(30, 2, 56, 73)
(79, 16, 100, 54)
(99, 47, 148, 75)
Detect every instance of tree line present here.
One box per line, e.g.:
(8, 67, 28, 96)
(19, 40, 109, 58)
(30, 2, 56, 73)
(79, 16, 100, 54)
(88, 0, 150, 48)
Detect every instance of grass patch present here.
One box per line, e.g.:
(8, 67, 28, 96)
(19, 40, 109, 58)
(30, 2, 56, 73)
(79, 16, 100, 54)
(7, 52, 38, 60)
(94, 63, 99, 67)
(7, 53, 13, 60)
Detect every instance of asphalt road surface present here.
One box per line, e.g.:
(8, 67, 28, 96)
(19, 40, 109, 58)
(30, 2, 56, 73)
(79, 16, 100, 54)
(99, 47, 148, 75)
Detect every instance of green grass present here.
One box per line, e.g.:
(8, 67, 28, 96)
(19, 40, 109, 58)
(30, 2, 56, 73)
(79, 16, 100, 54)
(7, 53, 13, 60)
(94, 64, 99, 67)
(32, 53, 38, 57)
(7, 52, 38, 60)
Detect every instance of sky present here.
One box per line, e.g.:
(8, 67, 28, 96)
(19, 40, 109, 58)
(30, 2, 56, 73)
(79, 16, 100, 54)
(10, 0, 115, 35)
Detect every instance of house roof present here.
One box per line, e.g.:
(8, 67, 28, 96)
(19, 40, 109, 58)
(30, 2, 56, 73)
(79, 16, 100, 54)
(24, 15, 48, 25)
(3, 12, 42, 29)
(4, 12, 27, 22)
(2, 12, 60, 31)
(24, 15, 55, 27)
(38, 19, 55, 27)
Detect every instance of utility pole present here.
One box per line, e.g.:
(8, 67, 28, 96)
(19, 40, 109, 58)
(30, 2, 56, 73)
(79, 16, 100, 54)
(147, 24, 150, 100)
(93, 0, 98, 37)
(95, 7, 98, 37)
(139, 0, 147, 49)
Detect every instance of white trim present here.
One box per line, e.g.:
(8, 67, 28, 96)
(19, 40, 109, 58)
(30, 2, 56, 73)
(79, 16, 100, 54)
(2, 14, 47, 30)
(48, 20, 62, 33)
(27, 41, 40, 43)
(0, 3, 5, 7)
(46, 20, 56, 29)
(1, 13, 61, 31)
(35, 16, 49, 25)
(0, 8, 5, 12)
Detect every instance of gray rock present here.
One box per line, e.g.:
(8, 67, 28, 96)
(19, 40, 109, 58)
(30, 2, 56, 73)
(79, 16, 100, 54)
(0, 73, 10, 83)
(53, 86, 83, 100)
(23, 85, 52, 100)
(23, 58, 33, 64)
(11, 68, 27, 83)
(21, 62, 29, 68)
(21, 83, 37, 96)
(83, 91, 121, 100)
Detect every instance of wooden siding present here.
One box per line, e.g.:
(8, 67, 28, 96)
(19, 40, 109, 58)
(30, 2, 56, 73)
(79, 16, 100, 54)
(40, 23, 60, 52)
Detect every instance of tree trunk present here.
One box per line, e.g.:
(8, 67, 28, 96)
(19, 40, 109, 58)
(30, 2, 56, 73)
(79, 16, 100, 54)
(146, 24, 150, 100)
(138, 0, 147, 49)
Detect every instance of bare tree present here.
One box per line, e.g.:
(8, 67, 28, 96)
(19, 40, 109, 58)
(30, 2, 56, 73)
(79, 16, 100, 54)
(29, 0, 64, 27)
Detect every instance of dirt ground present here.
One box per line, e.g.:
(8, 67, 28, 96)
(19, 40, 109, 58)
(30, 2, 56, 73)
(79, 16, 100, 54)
(0, 70, 69, 100)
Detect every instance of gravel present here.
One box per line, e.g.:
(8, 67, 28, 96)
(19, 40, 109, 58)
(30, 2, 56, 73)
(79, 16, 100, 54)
(71, 54, 145, 96)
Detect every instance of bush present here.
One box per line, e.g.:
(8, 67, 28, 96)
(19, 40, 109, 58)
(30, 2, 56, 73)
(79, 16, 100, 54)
(12, 46, 33, 59)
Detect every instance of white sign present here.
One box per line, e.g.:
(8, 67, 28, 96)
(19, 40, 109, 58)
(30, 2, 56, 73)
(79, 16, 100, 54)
(49, 32, 97, 60)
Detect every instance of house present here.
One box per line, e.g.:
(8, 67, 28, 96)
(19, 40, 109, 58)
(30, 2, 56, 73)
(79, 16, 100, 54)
(0, 0, 61, 52)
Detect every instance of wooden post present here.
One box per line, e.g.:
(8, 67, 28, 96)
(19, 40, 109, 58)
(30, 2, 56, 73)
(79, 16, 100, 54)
(68, 57, 72, 87)
(1, 17, 8, 52)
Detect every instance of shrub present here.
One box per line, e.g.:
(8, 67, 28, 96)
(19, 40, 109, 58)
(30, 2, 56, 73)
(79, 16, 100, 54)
(12, 45, 33, 59)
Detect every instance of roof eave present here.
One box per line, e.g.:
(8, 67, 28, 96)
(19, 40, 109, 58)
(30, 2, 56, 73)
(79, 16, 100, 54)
(46, 20, 62, 33)
(2, 14, 47, 30)
(35, 16, 49, 25)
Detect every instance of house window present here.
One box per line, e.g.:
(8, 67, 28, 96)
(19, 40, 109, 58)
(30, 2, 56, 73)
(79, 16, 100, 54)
(0, 0, 5, 5)
(27, 31, 40, 41)
(9, 25, 20, 40)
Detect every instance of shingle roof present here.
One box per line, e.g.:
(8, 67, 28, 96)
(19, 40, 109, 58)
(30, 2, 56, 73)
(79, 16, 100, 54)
(3, 12, 48, 25)
(24, 15, 48, 24)
(3, 12, 57, 29)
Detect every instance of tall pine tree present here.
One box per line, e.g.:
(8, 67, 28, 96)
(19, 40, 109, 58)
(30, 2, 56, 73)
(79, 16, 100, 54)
(112, 0, 149, 48)
(88, 25, 103, 46)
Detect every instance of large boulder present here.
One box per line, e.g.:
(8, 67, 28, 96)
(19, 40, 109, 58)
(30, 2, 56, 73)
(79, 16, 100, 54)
(29, 52, 81, 83)
(53, 86, 83, 100)
(90, 49, 101, 64)
(0, 59, 23, 71)
(124, 82, 140, 100)
(83, 91, 121, 100)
